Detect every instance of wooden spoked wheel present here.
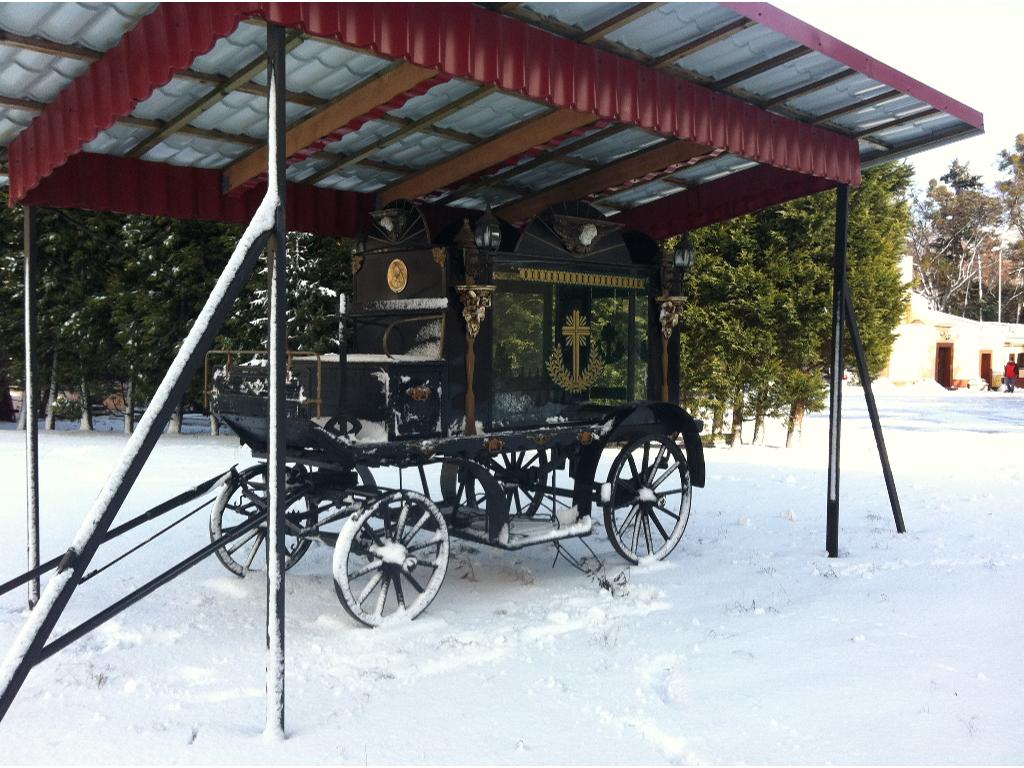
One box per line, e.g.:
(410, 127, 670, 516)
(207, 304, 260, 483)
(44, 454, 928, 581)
(332, 491, 449, 627)
(209, 463, 316, 577)
(482, 448, 551, 518)
(603, 434, 692, 564)
(439, 460, 508, 540)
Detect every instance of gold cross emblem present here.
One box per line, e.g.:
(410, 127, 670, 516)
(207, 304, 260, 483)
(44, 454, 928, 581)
(562, 309, 590, 384)
(546, 308, 606, 394)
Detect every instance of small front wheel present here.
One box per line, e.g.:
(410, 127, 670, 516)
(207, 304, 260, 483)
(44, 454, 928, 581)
(603, 433, 692, 564)
(333, 491, 449, 627)
(209, 464, 315, 577)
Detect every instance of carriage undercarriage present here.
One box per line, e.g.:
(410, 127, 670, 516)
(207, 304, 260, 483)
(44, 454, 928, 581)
(211, 406, 696, 626)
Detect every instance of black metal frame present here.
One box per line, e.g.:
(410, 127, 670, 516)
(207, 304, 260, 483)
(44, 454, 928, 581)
(23, 206, 39, 609)
(826, 183, 906, 558)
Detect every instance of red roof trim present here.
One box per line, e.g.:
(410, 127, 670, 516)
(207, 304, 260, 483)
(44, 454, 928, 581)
(8, 2, 862, 207)
(21, 151, 471, 238)
(613, 165, 837, 238)
(724, 3, 983, 130)
(259, 2, 860, 184)
(7, 2, 261, 203)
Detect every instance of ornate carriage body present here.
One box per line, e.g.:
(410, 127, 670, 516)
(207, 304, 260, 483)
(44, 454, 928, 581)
(209, 200, 704, 625)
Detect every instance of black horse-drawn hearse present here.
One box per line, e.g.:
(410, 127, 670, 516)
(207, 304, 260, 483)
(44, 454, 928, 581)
(209, 200, 704, 625)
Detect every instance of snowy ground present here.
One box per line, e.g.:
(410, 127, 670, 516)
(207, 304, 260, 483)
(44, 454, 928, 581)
(0, 386, 1022, 764)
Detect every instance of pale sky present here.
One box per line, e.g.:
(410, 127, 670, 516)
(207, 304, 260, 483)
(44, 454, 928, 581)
(774, 0, 1022, 194)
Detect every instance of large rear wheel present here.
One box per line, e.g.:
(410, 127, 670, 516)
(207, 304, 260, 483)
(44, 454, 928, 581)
(603, 434, 692, 564)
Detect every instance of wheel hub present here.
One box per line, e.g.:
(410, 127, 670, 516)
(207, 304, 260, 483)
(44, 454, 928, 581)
(370, 540, 409, 566)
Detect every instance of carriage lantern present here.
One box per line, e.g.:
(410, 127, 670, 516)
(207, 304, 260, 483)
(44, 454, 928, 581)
(473, 208, 502, 252)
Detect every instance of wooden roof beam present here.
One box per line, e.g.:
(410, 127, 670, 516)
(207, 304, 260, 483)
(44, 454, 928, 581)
(496, 139, 715, 222)
(653, 18, 755, 69)
(379, 109, 598, 203)
(305, 84, 497, 186)
(759, 68, 858, 109)
(128, 31, 304, 159)
(0, 94, 261, 147)
(579, 4, 663, 44)
(853, 108, 938, 140)
(713, 46, 812, 91)
(811, 88, 903, 126)
(435, 123, 634, 204)
(222, 61, 436, 193)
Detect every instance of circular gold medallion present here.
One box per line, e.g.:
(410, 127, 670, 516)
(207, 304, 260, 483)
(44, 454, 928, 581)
(387, 258, 408, 293)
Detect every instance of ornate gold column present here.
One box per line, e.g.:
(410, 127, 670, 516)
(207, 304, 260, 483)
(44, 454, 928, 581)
(456, 284, 495, 435)
(656, 295, 684, 402)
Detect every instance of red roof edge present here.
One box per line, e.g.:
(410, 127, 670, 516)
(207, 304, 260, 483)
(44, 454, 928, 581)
(7, 2, 863, 207)
(724, 2, 984, 131)
(613, 164, 837, 238)
(20, 151, 470, 238)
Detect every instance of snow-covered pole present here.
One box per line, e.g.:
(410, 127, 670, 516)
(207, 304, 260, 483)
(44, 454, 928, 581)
(0, 139, 279, 728)
(23, 206, 39, 609)
(825, 184, 849, 558)
(264, 22, 288, 741)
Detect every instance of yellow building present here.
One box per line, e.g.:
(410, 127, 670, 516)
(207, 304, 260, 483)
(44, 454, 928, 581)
(883, 289, 1024, 389)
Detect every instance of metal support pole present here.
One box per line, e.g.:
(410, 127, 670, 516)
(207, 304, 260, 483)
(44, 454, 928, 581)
(843, 280, 906, 534)
(0, 184, 276, 728)
(264, 22, 288, 741)
(826, 184, 848, 558)
(23, 206, 39, 608)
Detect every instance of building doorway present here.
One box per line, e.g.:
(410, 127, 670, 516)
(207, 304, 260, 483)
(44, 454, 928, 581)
(935, 343, 953, 388)
(980, 351, 992, 388)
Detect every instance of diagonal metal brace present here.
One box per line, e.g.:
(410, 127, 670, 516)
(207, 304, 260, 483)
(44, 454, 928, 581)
(0, 203, 277, 722)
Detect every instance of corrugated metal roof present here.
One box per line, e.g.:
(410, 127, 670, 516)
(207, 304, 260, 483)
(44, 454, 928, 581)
(0, 2, 156, 51)
(0, 107, 35, 146)
(315, 163, 402, 194)
(567, 128, 665, 164)
(142, 133, 249, 169)
(435, 92, 548, 139)
(0, 2, 983, 225)
(388, 78, 480, 121)
(189, 91, 313, 139)
(520, 2, 632, 33)
(599, 179, 684, 208)
(131, 77, 213, 122)
(372, 131, 469, 169)
(735, 51, 848, 102)
(670, 153, 758, 184)
(252, 37, 392, 101)
(323, 120, 398, 155)
(0, 47, 88, 103)
(508, 160, 588, 191)
(675, 24, 796, 83)
(605, 3, 741, 59)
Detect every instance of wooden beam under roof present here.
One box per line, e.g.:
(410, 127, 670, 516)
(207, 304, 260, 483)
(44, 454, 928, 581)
(304, 84, 498, 186)
(713, 45, 812, 91)
(128, 31, 304, 159)
(0, 94, 261, 148)
(652, 17, 755, 69)
(436, 123, 643, 204)
(759, 68, 858, 109)
(222, 61, 436, 192)
(853, 107, 938, 139)
(579, 3, 663, 44)
(496, 139, 714, 222)
(380, 109, 598, 203)
(811, 88, 904, 126)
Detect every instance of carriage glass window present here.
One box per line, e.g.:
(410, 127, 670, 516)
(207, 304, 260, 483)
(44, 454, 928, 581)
(492, 271, 648, 427)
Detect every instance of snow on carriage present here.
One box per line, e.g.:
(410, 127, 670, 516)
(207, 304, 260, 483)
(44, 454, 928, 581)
(207, 198, 705, 625)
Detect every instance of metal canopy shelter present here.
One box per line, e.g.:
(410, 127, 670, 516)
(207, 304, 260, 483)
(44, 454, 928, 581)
(0, 1, 981, 735)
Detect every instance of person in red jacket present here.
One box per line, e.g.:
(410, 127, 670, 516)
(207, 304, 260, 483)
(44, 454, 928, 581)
(1005, 355, 1019, 393)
